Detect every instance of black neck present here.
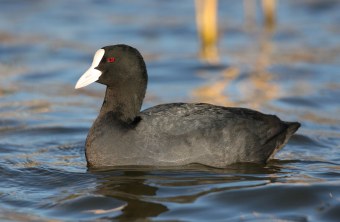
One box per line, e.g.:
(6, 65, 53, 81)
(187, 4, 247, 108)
(99, 84, 145, 123)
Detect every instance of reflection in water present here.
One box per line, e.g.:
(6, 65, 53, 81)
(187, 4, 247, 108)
(192, 67, 239, 106)
(93, 170, 168, 220)
(193, 21, 280, 109)
(244, 25, 280, 109)
(243, 0, 257, 30)
(194, 0, 279, 108)
(89, 164, 282, 219)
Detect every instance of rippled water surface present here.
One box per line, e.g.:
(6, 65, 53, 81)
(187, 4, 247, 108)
(0, 0, 340, 221)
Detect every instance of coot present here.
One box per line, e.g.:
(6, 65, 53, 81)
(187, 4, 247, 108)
(75, 44, 300, 168)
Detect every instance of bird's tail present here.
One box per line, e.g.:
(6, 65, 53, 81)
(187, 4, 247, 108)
(266, 121, 301, 161)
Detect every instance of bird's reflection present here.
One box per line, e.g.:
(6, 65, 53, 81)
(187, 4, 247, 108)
(87, 163, 283, 220)
(91, 169, 168, 220)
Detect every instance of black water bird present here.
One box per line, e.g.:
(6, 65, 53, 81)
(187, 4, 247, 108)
(75, 44, 300, 168)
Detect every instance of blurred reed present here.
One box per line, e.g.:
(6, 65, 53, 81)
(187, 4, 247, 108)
(195, 0, 277, 63)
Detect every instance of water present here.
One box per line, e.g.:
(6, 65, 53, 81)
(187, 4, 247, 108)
(0, 0, 339, 221)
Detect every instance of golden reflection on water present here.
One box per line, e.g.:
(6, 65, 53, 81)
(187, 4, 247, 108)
(192, 67, 238, 106)
(194, 0, 280, 108)
(244, 26, 280, 109)
(194, 24, 280, 108)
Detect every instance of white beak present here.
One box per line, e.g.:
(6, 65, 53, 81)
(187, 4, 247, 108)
(75, 49, 105, 89)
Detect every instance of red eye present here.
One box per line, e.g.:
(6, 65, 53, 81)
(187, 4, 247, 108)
(107, 57, 115, 63)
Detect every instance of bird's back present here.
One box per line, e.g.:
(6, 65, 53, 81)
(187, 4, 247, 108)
(137, 103, 300, 167)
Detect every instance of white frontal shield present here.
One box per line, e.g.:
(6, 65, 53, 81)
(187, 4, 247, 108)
(75, 49, 105, 89)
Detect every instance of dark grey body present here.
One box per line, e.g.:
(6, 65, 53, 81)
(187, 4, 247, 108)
(85, 103, 300, 168)
(78, 44, 300, 168)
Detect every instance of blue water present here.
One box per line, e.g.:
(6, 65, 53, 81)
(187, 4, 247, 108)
(0, 0, 339, 221)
